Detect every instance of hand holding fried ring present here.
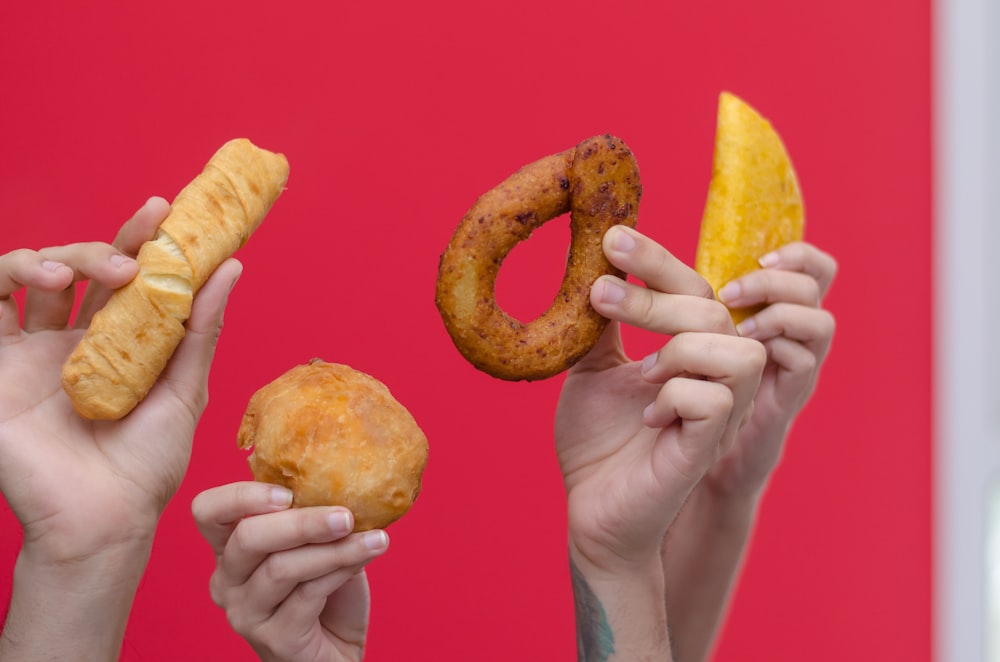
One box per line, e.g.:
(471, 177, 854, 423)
(435, 134, 642, 381)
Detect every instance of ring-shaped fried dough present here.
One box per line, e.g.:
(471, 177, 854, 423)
(435, 134, 642, 380)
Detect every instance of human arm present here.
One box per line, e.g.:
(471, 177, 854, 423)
(555, 225, 767, 661)
(661, 241, 838, 661)
(191, 481, 390, 662)
(0, 197, 241, 661)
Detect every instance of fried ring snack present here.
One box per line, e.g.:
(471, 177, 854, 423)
(695, 92, 805, 324)
(435, 134, 642, 381)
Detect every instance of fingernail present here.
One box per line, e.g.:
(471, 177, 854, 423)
(609, 226, 636, 252)
(109, 254, 135, 268)
(640, 352, 657, 374)
(270, 487, 293, 506)
(758, 252, 780, 268)
(717, 281, 741, 303)
(363, 530, 389, 551)
(642, 401, 656, 422)
(41, 260, 65, 272)
(329, 510, 353, 534)
(598, 277, 626, 304)
(736, 316, 757, 337)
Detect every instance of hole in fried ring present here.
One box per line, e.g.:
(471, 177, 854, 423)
(435, 134, 642, 381)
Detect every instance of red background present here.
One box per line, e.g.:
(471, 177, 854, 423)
(0, 1, 932, 660)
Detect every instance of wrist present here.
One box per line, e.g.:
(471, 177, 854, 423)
(568, 545, 671, 661)
(1, 537, 153, 661)
(691, 480, 764, 528)
(20, 510, 158, 568)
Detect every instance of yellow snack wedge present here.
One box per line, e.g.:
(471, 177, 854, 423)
(695, 92, 804, 325)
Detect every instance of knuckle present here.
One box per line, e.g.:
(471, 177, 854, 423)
(818, 309, 837, 338)
(260, 553, 291, 584)
(230, 520, 257, 553)
(225, 606, 253, 636)
(189, 492, 209, 522)
(705, 300, 736, 334)
(706, 383, 735, 416)
(746, 338, 768, 372)
(208, 574, 229, 609)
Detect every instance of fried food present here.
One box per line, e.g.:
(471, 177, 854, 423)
(238, 359, 429, 532)
(695, 92, 805, 324)
(62, 138, 289, 419)
(435, 134, 642, 380)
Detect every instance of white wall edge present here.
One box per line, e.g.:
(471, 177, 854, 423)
(933, 0, 996, 660)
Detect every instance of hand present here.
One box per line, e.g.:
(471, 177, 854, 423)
(660, 241, 837, 662)
(192, 482, 391, 662)
(554, 226, 765, 661)
(701, 241, 837, 497)
(0, 197, 241, 662)
(556, 225, 766, 569)
(0, 196, 240, 562)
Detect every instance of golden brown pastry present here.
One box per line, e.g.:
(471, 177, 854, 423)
(435, 134, 642, 381)
(238, 359, 429, 532)
(695, 92, 805, 324)
(61, 138, 289, 419)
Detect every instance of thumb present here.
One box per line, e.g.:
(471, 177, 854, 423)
(156, 258, 243, 417)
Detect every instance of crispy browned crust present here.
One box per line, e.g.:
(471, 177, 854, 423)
(62, 139, 289, 419)
(435, 134, 642, 380)
(239, 359, 429, 532)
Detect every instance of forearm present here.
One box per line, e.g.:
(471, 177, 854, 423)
(0, 537, 153, 662)
(662, 488, 762, 662)
(569, 544, 671, 662)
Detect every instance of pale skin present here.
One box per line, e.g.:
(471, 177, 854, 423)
(556, 226, 836, 661)
(662, 240, 836, 662)
(192, 227, 836, 662)
(0, 197, 242, 662)
(191, 483, 390, 662)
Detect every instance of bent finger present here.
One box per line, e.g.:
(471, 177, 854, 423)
(221, 505, 357, 586)
(241, 530, 388, 627)
(0, 249, 75, 299)
(23, 243, 137, 331)
(759, 241, 838, 299)
(592, 274, 736, 338)
(647, 378, 735, 483)
(603, 226, 715, 299)
(192, 481, 294, 556)
(737, 304, 836, 362)
(75, 197, 169, 327)
(150, 258, 242, 420)
(717, 269, 822, 312)
(644, 334, 765, 456)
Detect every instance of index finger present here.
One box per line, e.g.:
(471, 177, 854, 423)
(74, 196, 170, 328)
(603, 226, 715, 299)
(191, 481, 294, 556)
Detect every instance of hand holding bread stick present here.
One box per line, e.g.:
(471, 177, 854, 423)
(62, 138, 289, 420)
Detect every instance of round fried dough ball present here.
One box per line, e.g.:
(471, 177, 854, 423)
(238, 359, 428, 531)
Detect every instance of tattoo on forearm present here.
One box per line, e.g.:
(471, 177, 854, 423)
(570, 556, 615, 662)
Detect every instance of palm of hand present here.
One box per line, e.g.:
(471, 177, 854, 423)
(556, 359, 678, 561)
(0, 329, 195, 556)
